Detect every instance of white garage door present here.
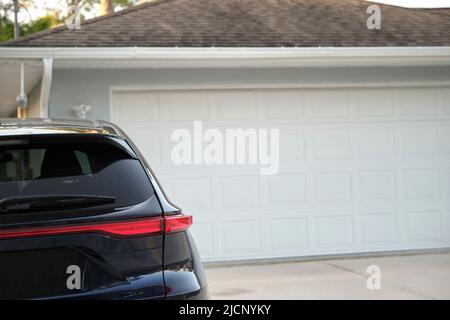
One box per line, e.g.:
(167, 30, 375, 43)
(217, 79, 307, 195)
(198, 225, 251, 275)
(112, 86, 450, 262)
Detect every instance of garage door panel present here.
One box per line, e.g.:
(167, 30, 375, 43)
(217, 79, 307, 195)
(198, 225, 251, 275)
(312, 127, 351, 160)
(220, 220, 262, 256)
(278, 127, 305, 168)
(359, 170, 397, 202)
(358, 127, 395, 159)
(262, 90, 304, 119)
(113, 86, 450, 261)
(268, 217, 309, 251)
(351, 88, 394, 118)
(160, 129, 193, 172)
(402, 211, 443, 244)
(168, 177, 212, 212)
(446, 170, 450, 200)
(444, 213, 450, 243)
(113, 91, 160, 122)
(441, 88, 450, 114)
(261, 173, 307, 208)
(213, 91, 257, 121)
(121, 127, 162, 168)
(403, 168, 441, 201)
(360, 213, 399, 247)
(217, 176, 259, 209)
(394, 88, 439, 117)
(439, 125, 450, 155)
(305, 89, 350, 119)
(314, 215, 354, 249)
(313, 172, 352, 205)
(399, 125, 439, 157)
(190, 222, 215, 258)
(160, 91, 209, 121)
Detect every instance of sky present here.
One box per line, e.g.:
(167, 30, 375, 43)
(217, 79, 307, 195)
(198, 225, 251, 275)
(7, 0, 99, 23)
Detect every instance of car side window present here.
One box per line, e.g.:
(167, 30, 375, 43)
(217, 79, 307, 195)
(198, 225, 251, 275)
(0, 149, 45, 182)
(74, 150, 92, 174)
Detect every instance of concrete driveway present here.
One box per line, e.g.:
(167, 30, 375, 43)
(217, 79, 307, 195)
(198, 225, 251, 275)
(205, 252, 450, 299)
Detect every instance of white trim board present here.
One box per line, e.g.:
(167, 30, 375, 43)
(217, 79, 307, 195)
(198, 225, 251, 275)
(110, 81, 450, 92)
(2, 47, 450, 68)
(109, 81, 450, 122)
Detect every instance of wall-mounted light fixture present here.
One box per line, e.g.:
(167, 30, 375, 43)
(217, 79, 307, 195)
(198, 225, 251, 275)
(72, 104, 91, 119)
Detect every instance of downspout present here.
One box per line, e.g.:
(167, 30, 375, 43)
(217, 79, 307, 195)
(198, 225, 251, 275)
(40, 58, 53, 118)
(16, 61, 27, 119)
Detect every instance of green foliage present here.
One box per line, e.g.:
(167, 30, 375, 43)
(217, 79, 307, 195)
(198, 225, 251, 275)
(0, 15, 59, 42)
(22, 15, 60, 36)
(0, 18, 14, 42)
(0, 0, 142, 42)
(115, 0, 138, 7)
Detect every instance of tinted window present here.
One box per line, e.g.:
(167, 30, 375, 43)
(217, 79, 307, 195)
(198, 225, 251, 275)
(0, 136, 154, 210)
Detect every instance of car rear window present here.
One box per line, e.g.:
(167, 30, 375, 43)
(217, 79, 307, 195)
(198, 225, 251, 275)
(0, 135, 154, 211)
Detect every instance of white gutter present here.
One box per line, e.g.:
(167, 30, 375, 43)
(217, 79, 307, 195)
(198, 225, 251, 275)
(39, 58, 52, 118)
(1, 47, 450, 68)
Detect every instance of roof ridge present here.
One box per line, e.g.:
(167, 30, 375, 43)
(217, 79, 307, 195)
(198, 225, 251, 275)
(1, 0, 172, 46)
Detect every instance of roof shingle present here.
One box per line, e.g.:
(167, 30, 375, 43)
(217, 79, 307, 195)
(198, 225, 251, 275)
(2, 0, 450, 47)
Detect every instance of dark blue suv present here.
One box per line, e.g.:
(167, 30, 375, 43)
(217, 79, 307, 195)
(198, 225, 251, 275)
(0, 119, 208, 300)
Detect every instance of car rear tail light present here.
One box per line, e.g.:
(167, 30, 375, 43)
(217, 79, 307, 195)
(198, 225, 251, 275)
(164, 214, 192, 233)
(0, 214, 192, 240)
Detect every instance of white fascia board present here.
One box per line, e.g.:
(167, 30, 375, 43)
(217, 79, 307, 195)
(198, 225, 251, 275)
(1, 47, 450, 68)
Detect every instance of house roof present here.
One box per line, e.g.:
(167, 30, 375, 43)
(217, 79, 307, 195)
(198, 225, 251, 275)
(1, 0, 450, 47)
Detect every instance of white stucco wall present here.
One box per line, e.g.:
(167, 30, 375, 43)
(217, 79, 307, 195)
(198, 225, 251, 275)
(48, 66, 450, 121)
(26, 80, 42, 118)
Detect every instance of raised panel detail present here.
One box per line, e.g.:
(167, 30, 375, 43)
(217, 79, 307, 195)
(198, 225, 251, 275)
(313, 128, 350, 160)
(360, 171, 396, 201)
(123, 127, 161, 167)
(352, 88, 393, 117)
(447, 170, 450, 200)
(396, 88, 438, 116)
(264, 174, 306, 207)
(215, 91, 257, 120)
(221, 220, 261, 255)
(278, 128, 305, 168)
(439, 126, 450, 155)
(263, 90, 303, 119)
(113, 91, 159, 122)
(190, 222, 215, 257)
(314, 172, 352, 204)
(440, 88, 450, 114)
(162, 91, 208, 121)
(359, 128, 395, 159)
(361, 213, 398, 246)
(315, 216, 353, 248)
(404, 169, 440, 201)
(307, 89, 349, 118)
(218, 176, 259, 209)
(400, 126, 438, 157)
(405, 212, 442, 243)
(444, 213, 450, 243)
(269, 218, 308, 250)
(169, 177, 212, 210)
